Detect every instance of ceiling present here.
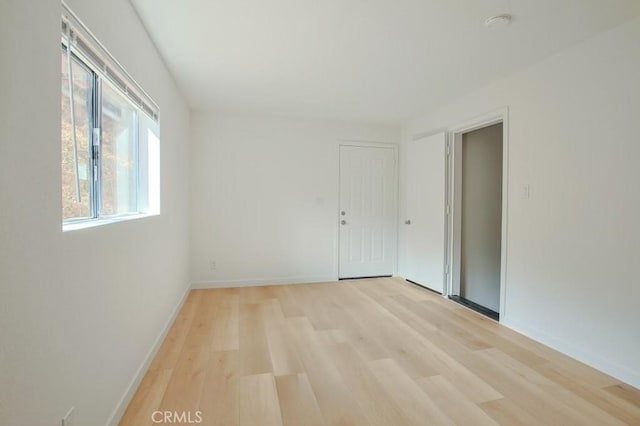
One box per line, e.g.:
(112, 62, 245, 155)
(130, 0, 640, 123)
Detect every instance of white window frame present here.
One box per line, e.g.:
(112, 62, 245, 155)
(61, 2, 160, 231)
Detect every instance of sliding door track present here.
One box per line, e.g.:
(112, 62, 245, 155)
(448, 295, 499, 321)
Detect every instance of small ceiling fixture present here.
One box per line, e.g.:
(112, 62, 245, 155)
(484, 13, 512, 28)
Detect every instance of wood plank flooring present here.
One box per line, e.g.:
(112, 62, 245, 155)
(119, 278, 640, 425)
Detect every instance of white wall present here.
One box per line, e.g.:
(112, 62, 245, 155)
(403, 17, 640, 387)
(190, 112, 399, 287)
(0, 1, 190, 425)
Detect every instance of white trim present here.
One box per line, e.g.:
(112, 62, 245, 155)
(443, 132, 452, 294)
(105, 284, 191, 426)
(63, 212, 159, 232)
(191, 276, 337, 289)
(449, 133, 462, 297)
(501, 316, 640, 389)
(446, 107, 509, 319)
(447, 107, 507, 134)
(337, 140, 400, 278)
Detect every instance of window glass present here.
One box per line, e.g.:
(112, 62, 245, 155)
(100, 82, 138, 216)
(136, 113, 161, 214)
(61, 50, 93, 221)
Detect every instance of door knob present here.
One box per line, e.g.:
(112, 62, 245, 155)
(404, 220, 411, 225)
(341, 220, 347, 225)
(341, 211, 346, 216)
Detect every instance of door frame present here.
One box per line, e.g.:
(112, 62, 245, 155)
(445, 107, 509, 320)
(336, 140, 399, 279)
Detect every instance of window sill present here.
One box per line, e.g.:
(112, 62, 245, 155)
(62, 212, 159, 232)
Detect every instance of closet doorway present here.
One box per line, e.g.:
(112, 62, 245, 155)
(447, 110, 508, 321)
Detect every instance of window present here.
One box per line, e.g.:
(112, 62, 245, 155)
(61, 3, 160, 230)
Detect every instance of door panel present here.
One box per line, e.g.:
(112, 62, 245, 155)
(402, 133, 446, 293)
(339, 145, 396, 278)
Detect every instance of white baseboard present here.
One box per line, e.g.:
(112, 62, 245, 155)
(105, 284, 191, 426)
(191, 276, 338, 289)
(501, 315, 640, 389)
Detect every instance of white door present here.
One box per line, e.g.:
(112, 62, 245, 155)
(402, 133, 447, 293)
(339, 145, 396, 279)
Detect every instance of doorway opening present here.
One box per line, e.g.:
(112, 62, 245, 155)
(446, 110, 508, 321)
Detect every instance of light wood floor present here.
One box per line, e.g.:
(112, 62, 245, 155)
(120, 278, 640, 425)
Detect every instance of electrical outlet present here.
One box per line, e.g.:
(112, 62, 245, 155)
(210, 260, 217, 271)
(62, 407, 75, 426)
